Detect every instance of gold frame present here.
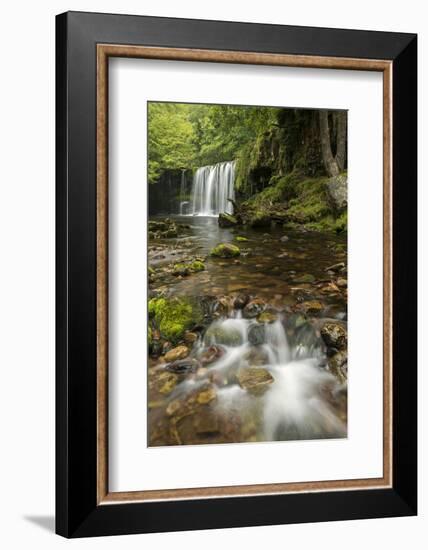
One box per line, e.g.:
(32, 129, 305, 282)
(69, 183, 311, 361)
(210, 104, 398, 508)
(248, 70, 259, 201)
(96, 44, 392, 505)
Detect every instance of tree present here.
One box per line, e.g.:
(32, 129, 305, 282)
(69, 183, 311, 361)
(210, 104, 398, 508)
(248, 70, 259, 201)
(319, 110, 347, 177)
(147, 103, 196, 183)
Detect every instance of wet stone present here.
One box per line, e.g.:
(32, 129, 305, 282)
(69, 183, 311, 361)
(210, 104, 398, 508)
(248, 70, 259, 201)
(164, 345, 189, 362)
(236, 367, 274, 395)
(243, 298, 266, 319)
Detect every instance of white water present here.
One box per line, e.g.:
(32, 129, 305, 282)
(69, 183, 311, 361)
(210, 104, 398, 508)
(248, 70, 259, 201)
(194, 314, 346, 441)
(191, 161, 235, 216)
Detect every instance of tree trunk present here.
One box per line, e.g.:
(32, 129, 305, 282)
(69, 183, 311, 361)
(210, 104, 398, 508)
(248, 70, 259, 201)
(335, 111, 347, 172)
(319, 111, 339, 177)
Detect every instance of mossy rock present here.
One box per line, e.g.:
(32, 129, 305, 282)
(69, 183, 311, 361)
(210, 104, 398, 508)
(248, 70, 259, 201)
(148, 297, 202, 343)
(190, 260, 205, 272)
(218, 212, 238, 227)
(235, 235, 248, 242)
(173, 263, 190, 276)
(210, 243, 240, 258)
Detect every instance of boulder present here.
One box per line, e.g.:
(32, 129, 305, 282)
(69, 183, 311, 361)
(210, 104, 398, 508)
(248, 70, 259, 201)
(321, 322, 347, 350)
(257, 311, 278, 324)
(326, 174, 348, 211)
(218, 212, 238, 227)
(236, 367, 274, 395)
(164, 345, 189, 362)
(243, 298, 266, 319)
(248, 323, 265, 346)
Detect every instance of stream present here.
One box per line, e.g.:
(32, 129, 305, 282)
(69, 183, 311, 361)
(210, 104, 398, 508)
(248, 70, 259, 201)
(148, 215, 348, 446)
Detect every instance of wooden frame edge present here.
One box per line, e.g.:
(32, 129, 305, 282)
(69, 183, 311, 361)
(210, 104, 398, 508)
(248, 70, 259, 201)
(96, 44, 393, 505)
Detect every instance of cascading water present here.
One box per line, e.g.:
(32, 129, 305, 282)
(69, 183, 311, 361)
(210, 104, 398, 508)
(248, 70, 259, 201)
(191, 161, 235, 216)
(188, 312, 347, 442)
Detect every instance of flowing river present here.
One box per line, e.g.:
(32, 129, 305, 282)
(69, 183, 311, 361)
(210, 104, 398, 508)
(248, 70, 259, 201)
(148, 215, 348, 446)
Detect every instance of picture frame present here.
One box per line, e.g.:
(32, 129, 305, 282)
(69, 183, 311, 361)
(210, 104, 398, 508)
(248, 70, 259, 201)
(56, 11, 417, 538)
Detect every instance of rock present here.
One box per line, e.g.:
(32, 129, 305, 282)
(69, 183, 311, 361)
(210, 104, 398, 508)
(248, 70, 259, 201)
(293, 273, 316, 284)
(156, 372, 178, 395)
(212, 296, 234, 317)
(321, 322, 347, 350)
(194, 409, 220, 435)
(196, 385, 217, 405)
(190, 260, 205, 272)
(184, 331, 198, 344)
(172, 263, 190, 276)
(233, 294, 250, 309)
(298, 300, 324, 316)
(235, 235, 248, 242)
(236, 367, 274, 395)
(165, 358, 200, 374)
(218, 212, 238, 227)
(205, 324, 243, 347)
(199, 345, 225, 365)
(164, 345, 189, 362)
(166, 398, 182, 417)
(257, 311, 278, 324)
(243, 298, 266, 318)
(327, 350, 348, 383)
(210, 243, 240, 258)
(277, 251, 288, 258)
(280, 235, 289, 242)
(148, 297, 203, 343)
(248, 324, 265, 346)
(336, 277, 347, 288)
(326, 174, 347, 211)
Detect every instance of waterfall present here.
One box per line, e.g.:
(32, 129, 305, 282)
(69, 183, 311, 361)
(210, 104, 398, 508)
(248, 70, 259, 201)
(191, 161, 235, 216)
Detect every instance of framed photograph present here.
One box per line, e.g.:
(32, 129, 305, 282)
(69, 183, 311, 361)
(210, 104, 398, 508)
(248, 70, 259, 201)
(56, 11, 417, 537)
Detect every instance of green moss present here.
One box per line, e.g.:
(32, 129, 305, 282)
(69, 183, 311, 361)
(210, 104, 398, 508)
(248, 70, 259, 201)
(210, 243, 240, 258)
(148, 297, 202, 343)
(333, 211, 348, 234)
(286, 177, 330, 223)
(190, 260, 205, 272)
(148, 325, 153, 348)
(148, 297, 166, 318)
(173, 263, 190, 276)
(235, 236, 248, 242)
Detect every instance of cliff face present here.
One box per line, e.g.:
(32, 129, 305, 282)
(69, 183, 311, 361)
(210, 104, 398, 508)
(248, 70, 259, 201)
(148, 169, 192, 215)
(235, 109, 325, 198)
(233, 109, 348, 233)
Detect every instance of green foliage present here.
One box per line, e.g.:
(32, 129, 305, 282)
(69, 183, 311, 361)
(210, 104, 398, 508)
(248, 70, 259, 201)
(148, 102, 279, 182)
(148, 103, 197, 183)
